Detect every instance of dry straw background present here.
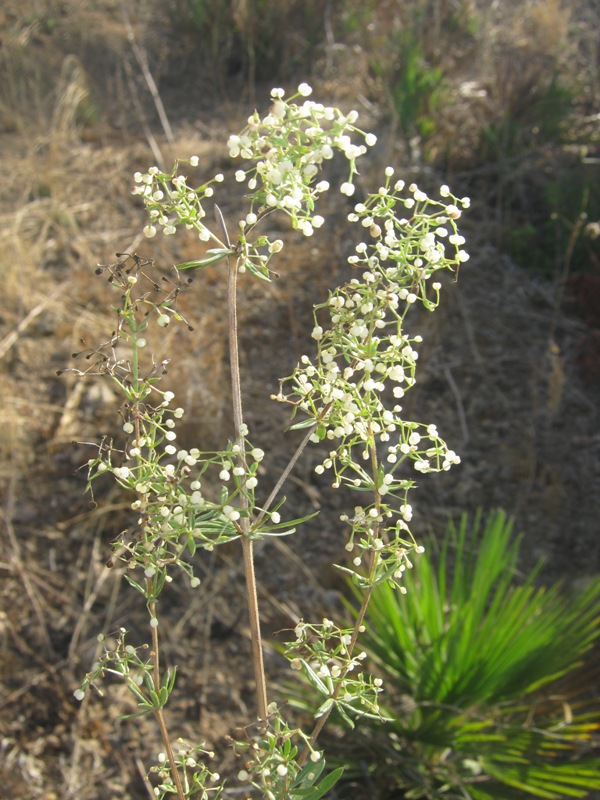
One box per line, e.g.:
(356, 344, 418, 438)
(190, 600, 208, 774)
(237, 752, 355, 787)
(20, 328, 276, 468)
(1, 1, 599, 797)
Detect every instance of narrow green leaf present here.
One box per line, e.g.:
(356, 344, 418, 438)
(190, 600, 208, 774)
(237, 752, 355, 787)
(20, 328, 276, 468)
(300, 767, 345, 800)
(176, 249, 233, 269)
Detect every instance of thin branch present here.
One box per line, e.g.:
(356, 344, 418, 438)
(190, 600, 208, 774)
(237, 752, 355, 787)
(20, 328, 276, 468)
(122, 4, 175, 153)
(299, 436, 382, 765)
(149, 591, 186, 800)
(219, 205, 269, 725)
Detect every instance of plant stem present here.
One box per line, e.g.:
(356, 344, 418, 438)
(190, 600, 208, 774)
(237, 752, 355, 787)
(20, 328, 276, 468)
(299, 583, 375, 766)
(221, 211, 268, 725)
(148, 591, 186, 800)
(299, 437, 381, 765)
(253, 425, 316, 528)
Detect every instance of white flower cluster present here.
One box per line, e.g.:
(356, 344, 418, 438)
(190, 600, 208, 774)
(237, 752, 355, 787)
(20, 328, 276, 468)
(227, 83, 376, 235)
(346, 173, 471, 303)
(132, 162, 224, 243)
(89, 390, 265, 578)
(273, 175, 465, 585)
(286, 619, 384, 720)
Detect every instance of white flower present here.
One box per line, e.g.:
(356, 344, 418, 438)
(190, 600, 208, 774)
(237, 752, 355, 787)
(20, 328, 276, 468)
(365, 133, 377, 146)
(272, 100, 285, 119)
(340, 181, 355, 196)
(190, 155, 199, 167)
(143, 225, 157, 238)
(445, 204, 461, 219)
(298, 82, 312, 96)
(223, 505, 240, 521)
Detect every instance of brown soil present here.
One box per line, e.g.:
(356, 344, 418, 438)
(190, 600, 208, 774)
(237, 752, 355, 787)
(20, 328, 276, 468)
(1, 2, 599, 798)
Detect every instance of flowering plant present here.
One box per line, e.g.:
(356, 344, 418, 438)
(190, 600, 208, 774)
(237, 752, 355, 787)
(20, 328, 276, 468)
(71, 83, 468, 799)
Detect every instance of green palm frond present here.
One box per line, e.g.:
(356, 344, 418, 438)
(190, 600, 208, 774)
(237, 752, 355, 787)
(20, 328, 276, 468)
(341, 510, 600, 798)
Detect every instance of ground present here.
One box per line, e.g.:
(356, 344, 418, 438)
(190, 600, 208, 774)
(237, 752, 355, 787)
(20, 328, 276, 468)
(1, 1, 599, 798)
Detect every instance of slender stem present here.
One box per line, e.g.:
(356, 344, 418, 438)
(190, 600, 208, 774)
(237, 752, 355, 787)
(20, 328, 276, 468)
(220, 205, 268, 725)
(154, 708, 186, 800)
(299, 582, 376, 765)
(253, 425, 316, 529)
(148, 591, 186, 800)
(299, 436, 382, 765)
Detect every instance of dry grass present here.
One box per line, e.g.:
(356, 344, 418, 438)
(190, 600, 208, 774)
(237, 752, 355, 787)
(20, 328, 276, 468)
(1, 1, 599, 797)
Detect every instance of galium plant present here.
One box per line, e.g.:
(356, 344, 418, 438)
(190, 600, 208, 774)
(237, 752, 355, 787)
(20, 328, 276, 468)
(69, 83, 469, 799)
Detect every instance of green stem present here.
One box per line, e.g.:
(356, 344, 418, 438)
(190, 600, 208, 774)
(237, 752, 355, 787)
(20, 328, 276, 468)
(299, 436, 382, 765)
(148, 588, 186, 800)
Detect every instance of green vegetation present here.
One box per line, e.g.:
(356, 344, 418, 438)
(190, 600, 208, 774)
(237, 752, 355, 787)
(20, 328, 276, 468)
(334, 510, 600, 798)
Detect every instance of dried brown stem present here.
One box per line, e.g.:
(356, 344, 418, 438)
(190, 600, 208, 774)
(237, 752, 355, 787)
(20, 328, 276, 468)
(218, 204, 269, 725)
